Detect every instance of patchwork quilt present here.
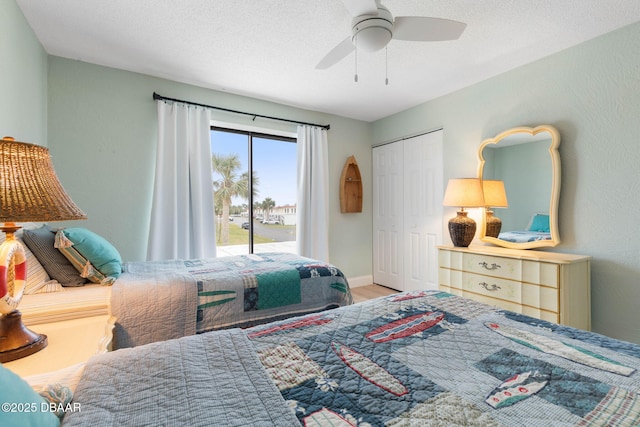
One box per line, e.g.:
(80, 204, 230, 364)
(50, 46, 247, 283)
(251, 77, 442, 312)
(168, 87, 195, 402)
(70, 291, 640, 426)
(111, 252, 351, 349)
(189, 252, 352, 332)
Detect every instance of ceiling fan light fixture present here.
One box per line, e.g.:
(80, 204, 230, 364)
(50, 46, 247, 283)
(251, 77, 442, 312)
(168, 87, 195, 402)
(353, 25, 392, 52)
(316, 0, 466, 71)
(351, 5, 393, 52)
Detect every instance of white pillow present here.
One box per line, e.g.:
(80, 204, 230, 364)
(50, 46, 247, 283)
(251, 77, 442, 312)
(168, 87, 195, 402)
(0, 228, 62, 295)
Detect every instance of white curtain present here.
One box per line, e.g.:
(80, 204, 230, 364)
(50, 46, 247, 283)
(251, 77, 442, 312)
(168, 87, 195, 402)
(296, 125, 330, 261)
(147, 101, 216, 261)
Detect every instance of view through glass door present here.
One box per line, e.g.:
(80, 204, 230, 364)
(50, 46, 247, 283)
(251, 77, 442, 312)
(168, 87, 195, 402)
(210, 127, 297, 256)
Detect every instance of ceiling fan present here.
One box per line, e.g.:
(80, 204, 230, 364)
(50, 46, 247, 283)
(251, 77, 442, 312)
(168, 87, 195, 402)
(316, 0, 466, 70)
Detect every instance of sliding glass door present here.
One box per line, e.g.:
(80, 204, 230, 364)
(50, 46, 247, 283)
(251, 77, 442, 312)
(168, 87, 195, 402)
(210, 127, 297, 256)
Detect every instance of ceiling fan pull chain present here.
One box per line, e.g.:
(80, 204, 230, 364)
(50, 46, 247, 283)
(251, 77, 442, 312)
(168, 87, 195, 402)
(354, 35, 359, 83)
(385, 47, 389, 85)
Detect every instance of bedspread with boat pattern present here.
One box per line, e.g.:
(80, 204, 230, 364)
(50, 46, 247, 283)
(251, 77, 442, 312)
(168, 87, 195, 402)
(68, 290, 640, 426)
(111, 252, 351, 349)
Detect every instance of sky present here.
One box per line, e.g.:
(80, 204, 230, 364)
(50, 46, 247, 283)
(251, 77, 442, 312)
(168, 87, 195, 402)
(210, 130, 297, 207)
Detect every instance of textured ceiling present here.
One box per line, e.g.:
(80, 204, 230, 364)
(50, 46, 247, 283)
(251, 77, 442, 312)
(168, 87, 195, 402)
(16, 0, 640, 122)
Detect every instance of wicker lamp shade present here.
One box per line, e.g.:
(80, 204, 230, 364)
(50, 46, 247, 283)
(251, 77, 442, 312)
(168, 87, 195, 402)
(482, 180, 508, 238)
(0, 137, 87, 223)
(443, 178, 484, 247)
(0, 136, 86, 363)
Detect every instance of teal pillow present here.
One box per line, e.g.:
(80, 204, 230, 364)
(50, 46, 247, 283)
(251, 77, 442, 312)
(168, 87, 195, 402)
(57, 228, 122, 279)
(0, 364, 60, 426)
(528, 214, 550, 233)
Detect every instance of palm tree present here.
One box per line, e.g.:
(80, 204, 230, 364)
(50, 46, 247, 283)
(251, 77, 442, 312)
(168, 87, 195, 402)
(261, 197, 276, 222)
(212, 153, 260, 245)
(212, 153, 246, 245)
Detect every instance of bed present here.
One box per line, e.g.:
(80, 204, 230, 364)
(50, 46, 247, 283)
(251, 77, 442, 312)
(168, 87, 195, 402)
(111, 252, 353, 349)
(17, 225, 352, 350)
(35, 290, 639, 426)
(498, 213, 553, 243)
(498, 230, 552, 243)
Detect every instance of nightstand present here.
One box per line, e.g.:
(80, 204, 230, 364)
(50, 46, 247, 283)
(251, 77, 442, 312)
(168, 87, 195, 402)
(3, 314, 115, 378)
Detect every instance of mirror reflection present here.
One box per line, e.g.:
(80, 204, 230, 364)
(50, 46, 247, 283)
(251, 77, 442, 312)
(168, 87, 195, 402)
(477, 125, 561, 249)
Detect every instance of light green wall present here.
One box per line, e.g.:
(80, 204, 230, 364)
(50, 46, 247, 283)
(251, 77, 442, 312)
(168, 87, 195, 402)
(46, 57, 373, 279)
(372, 22, 640, 344)
(0, 0, 47, 143)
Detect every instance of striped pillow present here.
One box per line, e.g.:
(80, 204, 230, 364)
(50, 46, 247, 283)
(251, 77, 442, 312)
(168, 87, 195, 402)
(22, 225, 88, 287)
(20, 238, 61, 294)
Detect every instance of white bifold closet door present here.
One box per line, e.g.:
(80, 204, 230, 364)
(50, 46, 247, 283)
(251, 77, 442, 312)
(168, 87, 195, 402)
(373, 130, 443, 291)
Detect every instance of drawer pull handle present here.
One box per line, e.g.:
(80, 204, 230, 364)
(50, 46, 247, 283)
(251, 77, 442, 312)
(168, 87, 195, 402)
(479, 282, 501, 292)
(479, 261, 501, 271)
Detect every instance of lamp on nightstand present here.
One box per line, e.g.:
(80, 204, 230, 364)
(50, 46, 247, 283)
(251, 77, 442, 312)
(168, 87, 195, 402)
(443, 178, 485, 247)
(0, 137, 86, 362)
(482, 180, 509, 238)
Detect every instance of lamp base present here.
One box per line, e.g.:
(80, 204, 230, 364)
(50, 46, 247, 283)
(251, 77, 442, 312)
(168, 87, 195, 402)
(0, 310, 48, 363)
(485, 210, 502, 238)
(448, 210, 476, 247)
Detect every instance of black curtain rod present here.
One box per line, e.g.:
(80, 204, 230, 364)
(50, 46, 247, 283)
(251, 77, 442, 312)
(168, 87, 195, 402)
(153, 92, 330, 130)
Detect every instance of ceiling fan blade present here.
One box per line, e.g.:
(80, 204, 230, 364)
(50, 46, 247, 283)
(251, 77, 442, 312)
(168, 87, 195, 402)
(342, 0, 378, 17)
(316, 37, 355, 69)
(393, 16, 466, 41)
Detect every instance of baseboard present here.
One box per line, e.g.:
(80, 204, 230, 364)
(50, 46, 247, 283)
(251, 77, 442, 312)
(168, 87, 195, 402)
(347, 275, 373, 288)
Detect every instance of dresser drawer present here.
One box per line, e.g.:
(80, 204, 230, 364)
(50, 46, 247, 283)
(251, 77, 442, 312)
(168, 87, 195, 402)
(441, 269, 559, 313)
(439, 249, 559, 287)
(462, 252, 522, 281)
(459, 291, 559, 324)
(462, 271, 521, 302)
(439, 249, 518, 280)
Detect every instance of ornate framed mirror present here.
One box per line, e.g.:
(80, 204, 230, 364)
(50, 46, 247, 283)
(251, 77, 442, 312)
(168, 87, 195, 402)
(477, 125, 561, 249)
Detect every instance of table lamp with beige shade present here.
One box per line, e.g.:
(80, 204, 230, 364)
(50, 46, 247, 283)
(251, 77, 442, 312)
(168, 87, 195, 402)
(482, 179, 509, 238)
(0, 136, 86, 362)
(442, 178, 484, 247)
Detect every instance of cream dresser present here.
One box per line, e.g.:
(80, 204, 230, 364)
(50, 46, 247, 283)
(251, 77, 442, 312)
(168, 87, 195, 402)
(438, 245, 591, 330)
